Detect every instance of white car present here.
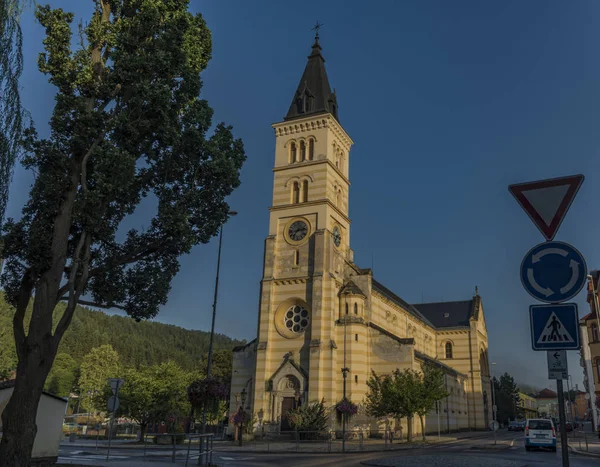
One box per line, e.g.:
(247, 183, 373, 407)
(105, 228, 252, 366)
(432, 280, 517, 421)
(525, 418, 557, 452)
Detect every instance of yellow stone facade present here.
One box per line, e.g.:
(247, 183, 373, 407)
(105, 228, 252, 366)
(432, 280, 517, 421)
(229, 37, 492, 436)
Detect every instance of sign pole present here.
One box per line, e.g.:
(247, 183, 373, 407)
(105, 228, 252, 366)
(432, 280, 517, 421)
(106, 383, 122, 461)
(556, 379, 570, 467)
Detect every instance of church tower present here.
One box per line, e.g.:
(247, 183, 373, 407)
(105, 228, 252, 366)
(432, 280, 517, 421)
(229, 32, 491, 436)
(243, 33, 354, 428)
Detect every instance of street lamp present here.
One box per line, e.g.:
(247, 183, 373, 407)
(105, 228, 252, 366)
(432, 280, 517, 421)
(201, 211, 238, 434)
(491, 362, 497, 445)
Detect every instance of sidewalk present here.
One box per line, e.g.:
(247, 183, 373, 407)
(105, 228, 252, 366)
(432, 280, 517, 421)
(568, 431, 600, 458)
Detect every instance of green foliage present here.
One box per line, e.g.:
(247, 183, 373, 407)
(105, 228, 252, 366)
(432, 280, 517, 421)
(366, 365, 448, 442)
(118, 361, 192, 435)
(0, 294, 244, 375)
(287, 399, 328, 438)
(493, 372, 521, 424)
(417, 362, 449, 416)
(45, 353, 78, 397)
(0, 0, 32, 227)
(78, 344, 120, 413)
(0, 311, 16, 380)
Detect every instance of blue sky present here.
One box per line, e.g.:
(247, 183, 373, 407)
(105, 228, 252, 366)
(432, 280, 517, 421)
(7, 0, 600, 389)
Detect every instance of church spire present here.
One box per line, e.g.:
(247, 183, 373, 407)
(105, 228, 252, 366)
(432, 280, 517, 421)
(284, 28, 339, 122)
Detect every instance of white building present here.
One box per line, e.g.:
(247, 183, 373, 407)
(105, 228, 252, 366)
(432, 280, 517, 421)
(0, 380, 68, 464)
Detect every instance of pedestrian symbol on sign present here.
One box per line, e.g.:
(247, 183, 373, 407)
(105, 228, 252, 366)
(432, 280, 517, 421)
(536, 312, 575, 344)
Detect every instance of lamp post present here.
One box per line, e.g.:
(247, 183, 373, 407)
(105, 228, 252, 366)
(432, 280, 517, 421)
(201, 211, 237, 435)
(239, 388, 247, 447)
(491, 362, 497, 445)
(341, 294, 349, 453)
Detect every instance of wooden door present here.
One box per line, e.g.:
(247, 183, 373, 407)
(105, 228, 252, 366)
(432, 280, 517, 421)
(280, 397, 296, 431)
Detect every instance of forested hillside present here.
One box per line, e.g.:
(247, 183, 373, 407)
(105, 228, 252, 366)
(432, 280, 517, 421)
(0, 294, 246, 381)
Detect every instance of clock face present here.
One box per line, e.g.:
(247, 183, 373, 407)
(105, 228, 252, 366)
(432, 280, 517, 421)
(288, 221, 309, 242)
(333, 226, 341, 247)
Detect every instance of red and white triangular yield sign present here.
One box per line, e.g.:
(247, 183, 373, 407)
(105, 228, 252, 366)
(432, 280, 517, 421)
(509, 174, 584, 241)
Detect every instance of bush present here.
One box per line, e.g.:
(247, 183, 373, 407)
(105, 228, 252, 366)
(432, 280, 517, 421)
(287, 399, 328, 440)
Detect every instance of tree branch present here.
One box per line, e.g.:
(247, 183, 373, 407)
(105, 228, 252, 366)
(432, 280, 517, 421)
(58, 297, 127, 312)
(13, 269, 34, 361)
(54, 232, 91, 342)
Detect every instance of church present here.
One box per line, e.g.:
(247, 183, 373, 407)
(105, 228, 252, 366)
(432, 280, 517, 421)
(228, 33, 492, 437)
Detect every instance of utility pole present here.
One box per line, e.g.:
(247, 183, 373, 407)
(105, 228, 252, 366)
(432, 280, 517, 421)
(556, 379, 570, 467)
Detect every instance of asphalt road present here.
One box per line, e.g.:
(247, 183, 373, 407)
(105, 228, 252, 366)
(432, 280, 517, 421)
(58, 430, 598, 467)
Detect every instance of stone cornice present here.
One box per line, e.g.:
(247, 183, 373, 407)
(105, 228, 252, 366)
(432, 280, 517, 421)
(273, 158, 351, 186)
(269, 199, 351, 224)
(272, 114, 353, 150)
(273, 276, 311, 286)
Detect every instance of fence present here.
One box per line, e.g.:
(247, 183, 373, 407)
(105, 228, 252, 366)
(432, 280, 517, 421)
(570, 429, 589, 452)
(233, 428, 427, 452)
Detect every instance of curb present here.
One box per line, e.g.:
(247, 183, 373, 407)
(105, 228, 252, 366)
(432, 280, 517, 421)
(568, 444, 600, 458)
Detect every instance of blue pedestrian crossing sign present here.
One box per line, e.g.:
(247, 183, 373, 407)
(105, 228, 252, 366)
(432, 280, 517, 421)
(520, 241, 587, 303)
(529, 303, 580, 351)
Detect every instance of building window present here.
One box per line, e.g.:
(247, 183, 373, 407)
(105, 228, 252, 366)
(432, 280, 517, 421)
(355, 375, 358, 384)
(300, 141, 306, 161)
(302, 180, 308, 203)
(354, 303, 358, 315)
(355, 334, 358, 341)
(292, 182, 300, 204)
(445, 342, 453, 359)
(308, 139, 314, 160)
(345, 303, 349, 315)
(294, 250, 299, 266)
(290, 142, 297, 163)
(592, 324, 599, 342)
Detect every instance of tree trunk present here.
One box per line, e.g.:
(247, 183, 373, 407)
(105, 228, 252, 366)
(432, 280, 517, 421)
(418, 414, 425, 441)
(407, 416, 413, 442)
(0, 338, 56, 467)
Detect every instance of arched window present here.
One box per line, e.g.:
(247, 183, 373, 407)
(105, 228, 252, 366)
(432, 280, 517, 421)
(290, 142, 297, 163)
(445, 342, 453, 359)
(300, 141, 306, 161)
(292, 182, 300, 204)
(308, 139, 314, 160)
(354, 303, 358, 315)
(592, 324, 599, 342)
(345, 303, 349, 315)
(302, 180, 308, 203)
(294, 250, 299, 266)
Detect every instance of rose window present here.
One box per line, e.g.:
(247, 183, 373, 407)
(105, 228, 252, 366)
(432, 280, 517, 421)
(284, 305, 309, 333)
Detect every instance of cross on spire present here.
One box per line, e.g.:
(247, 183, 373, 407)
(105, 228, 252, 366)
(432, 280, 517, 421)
(311, 21, 323, 40)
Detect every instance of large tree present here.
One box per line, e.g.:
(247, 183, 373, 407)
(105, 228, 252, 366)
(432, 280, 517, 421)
(365, 369, 422, 442)
(77, 344, 120, 413)
(0, 1, 245, 464)
(44, 352, 78, 397)
(492, 373, 520, 424)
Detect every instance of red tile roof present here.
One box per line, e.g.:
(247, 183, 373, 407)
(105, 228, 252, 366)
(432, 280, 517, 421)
(537, 388, 558, 399)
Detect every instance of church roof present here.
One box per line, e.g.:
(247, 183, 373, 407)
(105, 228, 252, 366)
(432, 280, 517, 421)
(372, 280, 434, 327)
(339, 280, 366, 297)
(284, 35, 339, 122)
(414, 351, 465, 378)
(412, 300, 474, 328)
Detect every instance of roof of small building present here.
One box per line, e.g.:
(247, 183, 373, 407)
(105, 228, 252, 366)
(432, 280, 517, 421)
(412, 300, 474, 328)
(536, 388, 558, 399)
(0, 379, 68, 403)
